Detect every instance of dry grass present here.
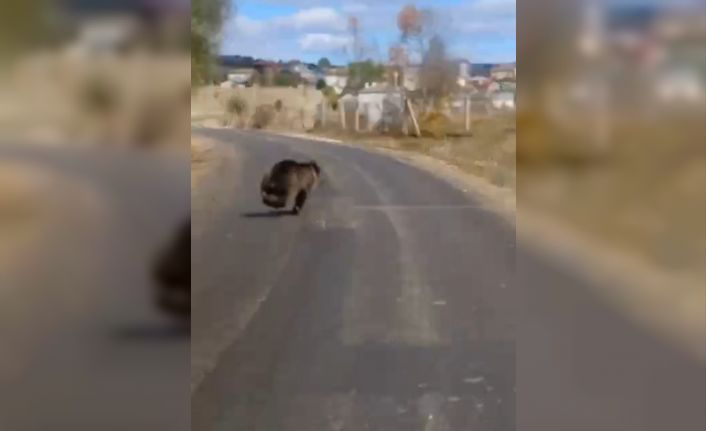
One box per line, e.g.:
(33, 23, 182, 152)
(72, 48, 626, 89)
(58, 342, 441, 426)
(192, 82, 704, 279)
(314, 105, 704, 279)
(1, 51, 190, 150)
(191, 85, 321, 131)
(518, 108, 706, 276)
(316, 113, 517, 190)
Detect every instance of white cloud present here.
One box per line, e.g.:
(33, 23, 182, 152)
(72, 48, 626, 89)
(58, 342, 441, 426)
(223, 1, 516, 62)
(273, 7, 347, 32)
(457, 18, 515, 37)
(260, 0, 404, 6)
(455, 0, 516, 37)
(227, 7, 347, 38)
(299, 33, 352, 52)
(223, 7, 349, 58)
(231, 16, 266, 37)
(469, 0, 516, 16)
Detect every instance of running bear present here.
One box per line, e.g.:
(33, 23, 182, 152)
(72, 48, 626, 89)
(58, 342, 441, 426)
(260, 160, 320, 214)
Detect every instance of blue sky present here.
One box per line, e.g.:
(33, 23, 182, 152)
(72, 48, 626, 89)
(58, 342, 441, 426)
(221, 0, 516, 64)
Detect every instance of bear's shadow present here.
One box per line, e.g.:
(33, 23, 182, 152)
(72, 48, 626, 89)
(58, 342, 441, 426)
(241, 210, 297, 218)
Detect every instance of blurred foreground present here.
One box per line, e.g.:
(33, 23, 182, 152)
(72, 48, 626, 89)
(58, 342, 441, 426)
(1, 1, 190, 429)
(518, 1, 705, 430)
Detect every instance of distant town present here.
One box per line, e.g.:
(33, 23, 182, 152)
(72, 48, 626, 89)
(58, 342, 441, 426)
(216, 55, 517, 111)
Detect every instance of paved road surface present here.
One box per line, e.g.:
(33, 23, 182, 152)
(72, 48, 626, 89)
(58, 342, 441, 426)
(192, 128, 517, 431)
(192, 129, 705, 431)
(0, 143, 190, 430)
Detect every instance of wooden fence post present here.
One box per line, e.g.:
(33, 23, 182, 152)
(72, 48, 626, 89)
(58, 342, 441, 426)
(321, 100, 327, 126)
(354, 104, 360, 132)
(464, 95, 471, 133)
(340, 100, 346, 130)
(406, 99, 421, 137)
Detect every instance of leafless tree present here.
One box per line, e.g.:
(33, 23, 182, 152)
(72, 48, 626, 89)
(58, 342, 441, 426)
(420, 35, 457, 106)
(397, 5, 438, 62)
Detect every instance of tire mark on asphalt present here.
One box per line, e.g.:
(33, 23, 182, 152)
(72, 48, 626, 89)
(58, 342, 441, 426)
(338, 155, 443, 347)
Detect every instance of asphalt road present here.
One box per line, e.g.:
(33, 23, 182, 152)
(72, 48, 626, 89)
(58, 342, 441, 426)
(3, 132, 700, 430)
(192, 129, 705, 431)
(192, 128, 517, 431)
(0, 143, 190, 431)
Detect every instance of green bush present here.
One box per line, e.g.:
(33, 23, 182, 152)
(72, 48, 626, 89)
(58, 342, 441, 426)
(321, 86, 339, 110)
(274, 72, 300, 87)
(192, 0, 231, 85)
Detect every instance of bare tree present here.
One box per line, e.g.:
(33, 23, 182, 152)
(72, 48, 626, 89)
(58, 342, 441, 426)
(420, 35, 457, 106)
(397, 5, 455, 108)
(345, 15, 386, 90)
(348, 16, 363, 62)
(389, 44, 409, 67)
(397, 5, 438, 62)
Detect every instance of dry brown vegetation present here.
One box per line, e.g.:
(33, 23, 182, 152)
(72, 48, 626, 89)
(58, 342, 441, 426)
(191, 85, 320, 131)
(316, 113, 516, 190)
(251, 104, 276, 129)
(1, 52, 190, 150)
(517, 107, 705, 276)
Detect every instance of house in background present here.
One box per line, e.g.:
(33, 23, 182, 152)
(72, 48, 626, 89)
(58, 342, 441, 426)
(468, 76, 491, 87)
(324, 67, 349, 93)
(454, 60, 473, 88)
(396, 61, 508, 92)
(64, 0, 189, 56)
(401, 65, 420, 91)
(492, 92, 516, 110)
(491, 64, 517, 81)
(471, 79, 501, 95)
(221, 68, 254, 87)
(470, 63, 495, 77)
(288, 62, 323, 85)
(251, 60, 282, 86)
(498, 79, 517, 92)
(69, 14, 140, 55)
(355, 83, 405, 131)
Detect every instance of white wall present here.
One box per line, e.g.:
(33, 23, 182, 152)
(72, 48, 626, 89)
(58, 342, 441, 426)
(358, 93, 385, 127)
(324, 75, 348, 92)
(492, 92, 516, 110)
